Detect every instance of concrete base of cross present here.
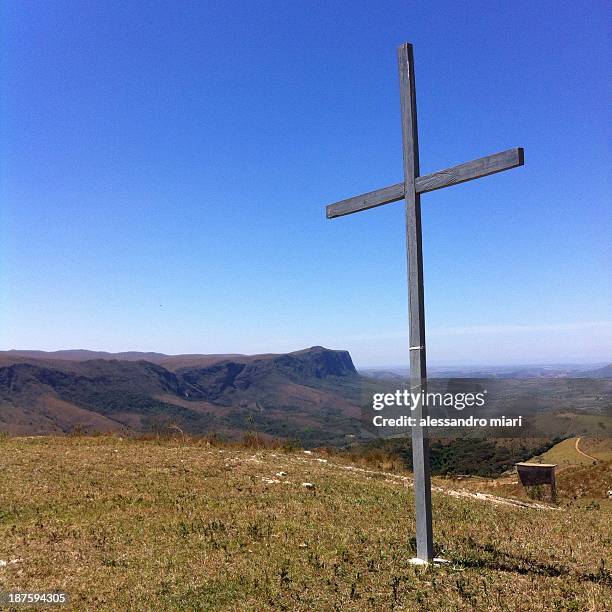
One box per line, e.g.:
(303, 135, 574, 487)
(409, 557, 450, 566)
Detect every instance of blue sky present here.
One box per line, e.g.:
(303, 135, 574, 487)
(1, 1, 610, 367)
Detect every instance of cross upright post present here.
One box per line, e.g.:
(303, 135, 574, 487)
(324, 41, 524, 563)
(397, 42, 433, 563)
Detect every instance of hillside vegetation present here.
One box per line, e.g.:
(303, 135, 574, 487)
(0, 347, 364, 445)
(0, 436, 610, 610)
(342, 437, 563, 478)
(2, 350, 610, 448)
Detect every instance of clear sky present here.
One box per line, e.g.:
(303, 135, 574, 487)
(1, 1, 610, 367)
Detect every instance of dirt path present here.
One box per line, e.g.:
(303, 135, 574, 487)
(574, 437, 598, 462)
(288, 454, 561, 511)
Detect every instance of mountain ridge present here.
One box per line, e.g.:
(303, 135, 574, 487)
(0, 346, 361, 443)
(0, 347, 343, 371)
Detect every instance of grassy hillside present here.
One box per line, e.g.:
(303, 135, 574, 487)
(580, 437, 612, 462)
(0, 436, 610, 610)
(536, 437, 598, 467)
(531, 437, 612, 502)
(341, 437, 562, 477)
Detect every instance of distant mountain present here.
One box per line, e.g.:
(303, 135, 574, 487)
(0, 347, 363, 445)
(2, 349, 610, 444)
(574, 364, 612, 379)
(357, 369, 404, 381)
(0, 349, 250, 371)
(361, 363, 612, 380)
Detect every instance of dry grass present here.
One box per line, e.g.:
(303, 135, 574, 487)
(581, 438, 612, 462)
(0, 436, 610, 610)
(536, 437, 597, 468)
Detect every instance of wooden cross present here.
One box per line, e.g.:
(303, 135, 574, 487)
(325, 42, 524, 562)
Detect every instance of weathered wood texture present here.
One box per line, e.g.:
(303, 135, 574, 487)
(326, 148, 524, 218)
(516, 463, 557, 503)
(516, 463, 556, 486)
(415, 147, 524, 194)
(398, 42, 434, 563)
(326, 182, 404, 218)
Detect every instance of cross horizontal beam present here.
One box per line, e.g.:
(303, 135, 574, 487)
(326, 147, 524, 219)
(326, 182, 405, 220)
